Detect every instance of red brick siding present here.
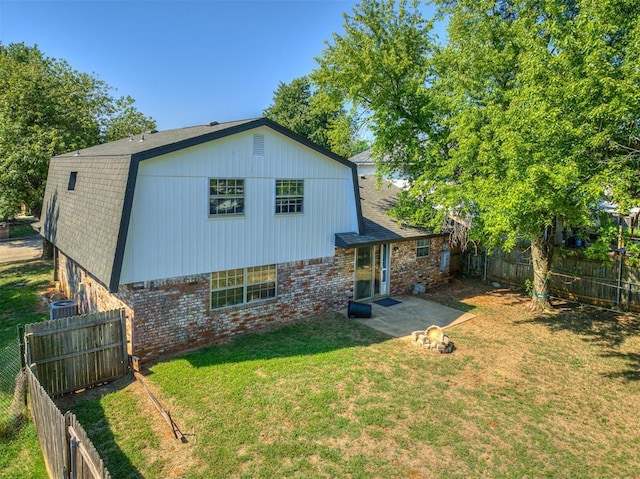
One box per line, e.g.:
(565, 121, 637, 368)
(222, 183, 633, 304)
(56, 238, 447, 364)
(390, 237, 449, 295)
(56, 248, 356, 363)
(57, 251, 134, 354)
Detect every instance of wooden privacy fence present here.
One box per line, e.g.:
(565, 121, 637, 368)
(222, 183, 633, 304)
(25, 309, 128, 397)
(26, 366, 111, 479)
(482, 247, 640, 311)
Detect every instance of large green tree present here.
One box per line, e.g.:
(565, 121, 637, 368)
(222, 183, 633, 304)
(314, 0, 640, 310)
(0, 43, 155, 218)
(263, 75, 367, 157)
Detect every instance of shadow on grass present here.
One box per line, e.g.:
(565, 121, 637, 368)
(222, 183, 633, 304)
(517, 302, 640, 381)
(421, 278, 640, 382)
(0, 260, 52, 347)
(159, 314, 393, 370)
(59, 376, 143, 479)
(447, 301, 478, 313)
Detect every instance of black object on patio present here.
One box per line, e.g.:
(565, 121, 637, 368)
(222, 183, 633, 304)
(347, 300, 372, 318)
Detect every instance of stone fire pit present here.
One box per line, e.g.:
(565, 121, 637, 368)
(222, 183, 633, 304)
(411, 325, 455, 353)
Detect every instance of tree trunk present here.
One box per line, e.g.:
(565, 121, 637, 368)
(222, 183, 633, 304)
(529, 234, 553, 311)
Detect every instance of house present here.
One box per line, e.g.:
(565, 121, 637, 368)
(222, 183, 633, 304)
(349, 149, 409, 188)
(41, 118, 448, 364)
(349, 149, 376, 175)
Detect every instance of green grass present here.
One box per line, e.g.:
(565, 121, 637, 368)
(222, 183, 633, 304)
(0, 260, 51, 349)
(7, 222, 38, 240)
(66, 286, 640, 478)
(0, 260, 50, 479)
(0, 421, 46, 479)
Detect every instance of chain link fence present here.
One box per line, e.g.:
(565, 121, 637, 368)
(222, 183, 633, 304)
(0, 333, 27, 438)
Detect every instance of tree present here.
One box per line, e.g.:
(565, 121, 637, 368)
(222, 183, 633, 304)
(314, 0, 640, 310)
(0, 43, 155, 218)
(263, 76, 366, 157)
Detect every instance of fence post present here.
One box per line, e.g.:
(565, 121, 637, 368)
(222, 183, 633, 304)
(17, 325, 25, 368)
(616, 251, 623, 308)
(483, 250, 488, 281)
(69, 435, 77, 479)
(65, 411, 73, 479)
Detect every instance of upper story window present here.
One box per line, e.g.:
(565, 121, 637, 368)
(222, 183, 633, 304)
(275, 179, 304, 214)
(68, 172, 78, 191)
(209, 179, 244, 216)
(416, 238, 431, 258)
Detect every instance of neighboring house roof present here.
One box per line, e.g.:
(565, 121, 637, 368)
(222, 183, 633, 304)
(41, 117, 364, 292)
(349, 149, 374, 167)
(336, 174, 445, 248)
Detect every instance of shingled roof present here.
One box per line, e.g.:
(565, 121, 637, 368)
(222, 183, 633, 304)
(335, 175, 444, 248)
(348, 149, 374, 167)
(41, 117, 364, 291)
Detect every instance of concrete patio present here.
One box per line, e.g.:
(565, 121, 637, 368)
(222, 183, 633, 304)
(345, 295, 476, 338)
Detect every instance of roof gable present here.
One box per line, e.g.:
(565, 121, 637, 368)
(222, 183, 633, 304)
(42, 118, 363, 291)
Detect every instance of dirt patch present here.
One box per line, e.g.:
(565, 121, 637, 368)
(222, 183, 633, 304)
(54, 374, 199, 476)
(51, 278, 640, 477)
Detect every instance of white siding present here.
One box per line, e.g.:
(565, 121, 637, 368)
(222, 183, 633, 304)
(119, 127, 359, 284)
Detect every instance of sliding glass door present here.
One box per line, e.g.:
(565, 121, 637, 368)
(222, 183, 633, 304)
(354, 244, 390, 300)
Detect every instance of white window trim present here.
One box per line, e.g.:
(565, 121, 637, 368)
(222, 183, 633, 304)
(416, 238, 431, 258)
(210, 265, 277, 309)
(209, 178, 245, 217)
(275, 179, 304, 215)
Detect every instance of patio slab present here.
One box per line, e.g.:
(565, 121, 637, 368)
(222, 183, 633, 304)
(345, 295, 476, 338)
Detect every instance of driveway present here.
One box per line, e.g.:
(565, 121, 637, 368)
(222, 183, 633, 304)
(0, 235, 43, 263)
(346, 295, 476, 338)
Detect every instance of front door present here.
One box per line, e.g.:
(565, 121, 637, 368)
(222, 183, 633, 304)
(354, 244, 390, 300)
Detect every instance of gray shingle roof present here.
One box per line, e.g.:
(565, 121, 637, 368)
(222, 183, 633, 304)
(55, 119, 257, 159)
(42, 155, 133, 289)
(335, 175, 444, 248)
(348, 149, 373, 166)
(42, 118, 364, 291)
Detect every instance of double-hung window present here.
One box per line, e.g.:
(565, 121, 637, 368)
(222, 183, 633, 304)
(211, 264, 276, 309)
(209, 179, 244, 216)
(275, 179, 304, 214)
(416, 238, 431, 258)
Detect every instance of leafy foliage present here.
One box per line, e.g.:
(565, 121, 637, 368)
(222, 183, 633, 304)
(314, 0, 640, 307)
(263, 76, 367, 157)
(0, 43, 156, 218)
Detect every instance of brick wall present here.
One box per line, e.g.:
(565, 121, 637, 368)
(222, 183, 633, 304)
(57, 248, 355, 363)
(390, 236, 449, 295)
(125, 249, 356, 363)
(56, 238, 447, 364)
(57, 250, 134, 354)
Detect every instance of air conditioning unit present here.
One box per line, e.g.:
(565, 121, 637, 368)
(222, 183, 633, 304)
(49, 300, 78, 320)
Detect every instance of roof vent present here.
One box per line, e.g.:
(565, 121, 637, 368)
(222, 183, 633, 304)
(140, 133, 145, 141)
(149, 129, 158, 134)
(207, 121, 219, 126)
(253, 134, 265, 156)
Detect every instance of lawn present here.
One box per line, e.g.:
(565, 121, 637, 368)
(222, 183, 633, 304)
(0, 260, 50, 478)
(61, 280, 640, 479)
(4, 217, 38, 240)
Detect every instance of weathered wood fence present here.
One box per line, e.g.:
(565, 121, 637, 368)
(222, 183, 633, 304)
(26, 366, 111, 479)
(465, 247, 640, 311)
(25, 309, 128, 397)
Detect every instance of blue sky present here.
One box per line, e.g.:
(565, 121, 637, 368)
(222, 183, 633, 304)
(1, 1, 440, 131)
